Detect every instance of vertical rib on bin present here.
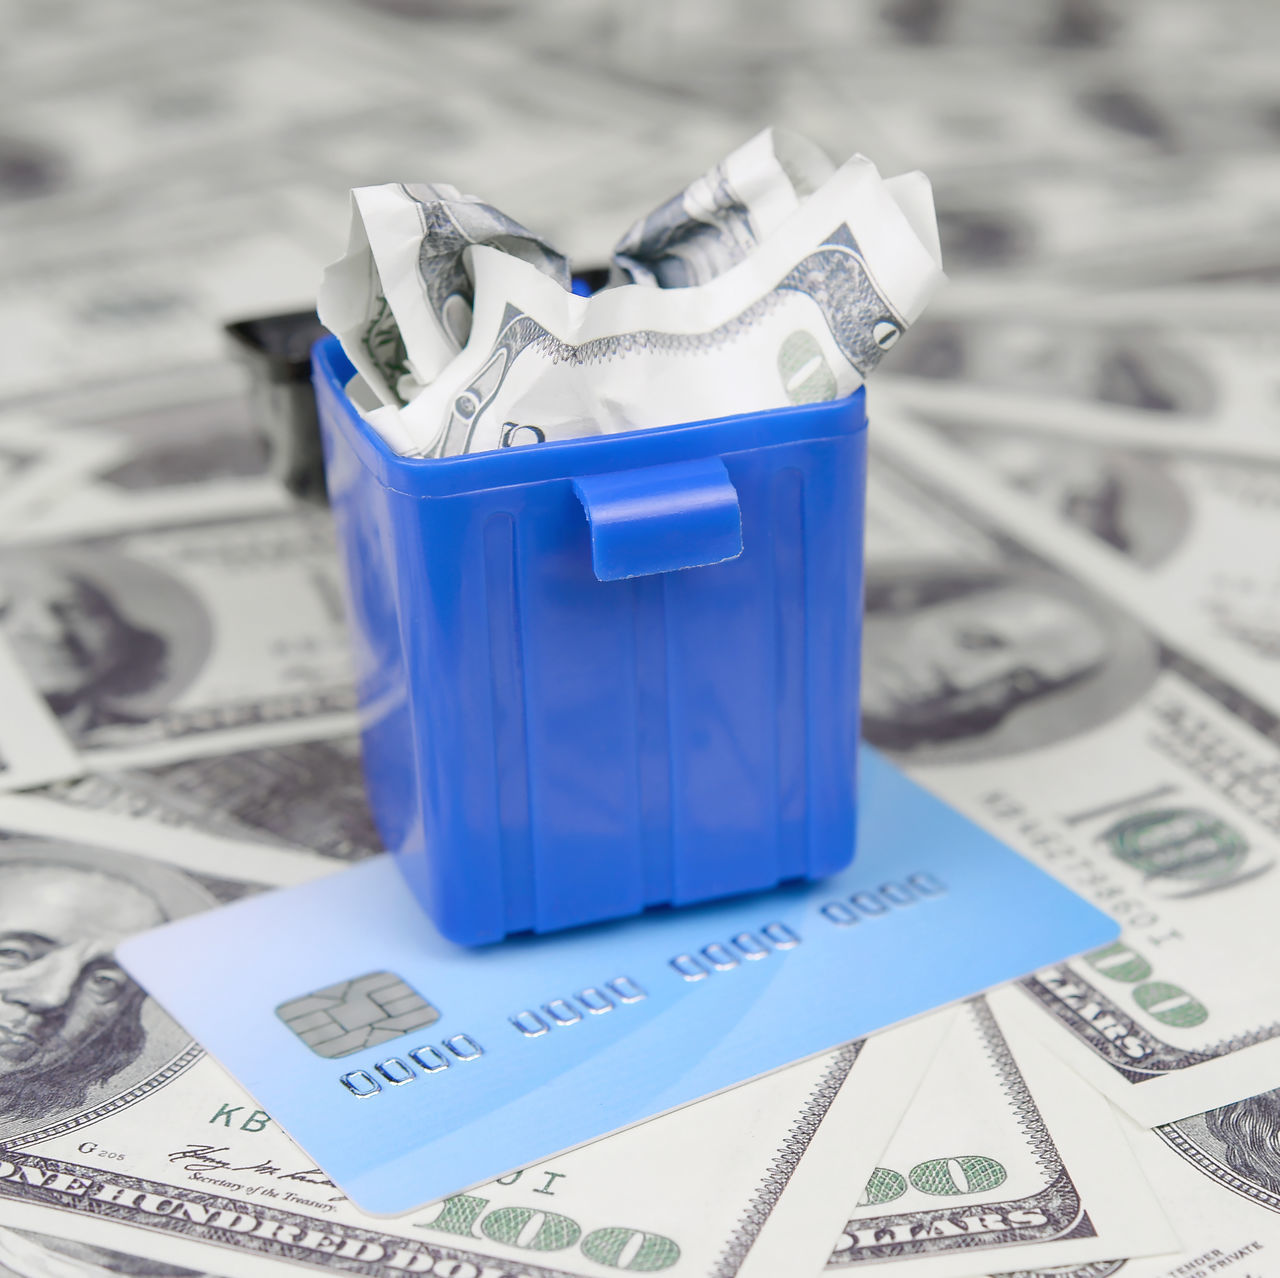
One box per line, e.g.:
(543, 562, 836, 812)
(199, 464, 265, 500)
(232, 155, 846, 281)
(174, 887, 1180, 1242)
(483, 512, 535, 936)
(632, 574, 674, 908)
(772, 466, 808, 885)
(519, 483, 648, 934)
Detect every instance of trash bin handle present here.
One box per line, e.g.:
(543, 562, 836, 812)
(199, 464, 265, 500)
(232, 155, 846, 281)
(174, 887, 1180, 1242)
(572, 456, 743, 582)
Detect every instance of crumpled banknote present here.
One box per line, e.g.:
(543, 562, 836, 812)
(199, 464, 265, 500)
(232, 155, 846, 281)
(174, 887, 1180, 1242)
(611, 126, 837, 287)
(319, 182, 571, 407)
(318, 128, 944, 457)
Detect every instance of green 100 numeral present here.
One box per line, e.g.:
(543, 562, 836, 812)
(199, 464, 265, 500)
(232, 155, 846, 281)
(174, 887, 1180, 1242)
(860, 1155, 1007, 1205)
(1085, 941, 1209, 1028)
(421, 1194, 679, 1272)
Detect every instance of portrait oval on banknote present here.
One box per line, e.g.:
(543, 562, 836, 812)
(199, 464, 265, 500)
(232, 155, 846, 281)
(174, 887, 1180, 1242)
(929, 424, 1192, 567)
(0, 838, 215, 1143)
(0, 545, 212, 744)
(861, 559, 1159, 763)
(1159, 1087, 1280, 1212)
(889, 316, 1216, 419)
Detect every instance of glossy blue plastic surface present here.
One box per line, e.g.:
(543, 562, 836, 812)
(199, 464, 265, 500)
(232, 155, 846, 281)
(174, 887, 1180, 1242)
(573, 456, 743, 581)
(313, 335, 868, 945)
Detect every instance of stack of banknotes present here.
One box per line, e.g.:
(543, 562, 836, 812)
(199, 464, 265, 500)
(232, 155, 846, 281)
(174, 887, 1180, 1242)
(317, 128, 944, 455)
(1, 1, 1280, 1277)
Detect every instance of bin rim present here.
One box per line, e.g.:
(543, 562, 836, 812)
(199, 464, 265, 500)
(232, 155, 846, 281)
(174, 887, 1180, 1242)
(312, 334, 866, 499)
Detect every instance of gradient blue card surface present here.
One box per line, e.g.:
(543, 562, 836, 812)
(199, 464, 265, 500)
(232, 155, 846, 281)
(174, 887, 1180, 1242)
(118, 750, 1117, 1215)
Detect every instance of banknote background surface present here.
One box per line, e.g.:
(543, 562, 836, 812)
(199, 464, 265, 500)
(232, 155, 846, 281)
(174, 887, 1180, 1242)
(1, 1, 1279, 1278)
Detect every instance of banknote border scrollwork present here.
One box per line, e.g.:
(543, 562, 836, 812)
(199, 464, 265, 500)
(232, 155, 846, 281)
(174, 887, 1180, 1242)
(1019, 970, 1280, 1084)
(440, 222, 897, 454)
(826, 998, 1094, 1267)
(1157, 647, 1280, 750)
(710, 1040, 864, 1278)
(1157, 1121, 1280, 1215)
(993, 1262, 1127, 1278)
(0, 1149, 590, 1278)
(3, 1044, 204, 1149)
(78, 688, 359, 751)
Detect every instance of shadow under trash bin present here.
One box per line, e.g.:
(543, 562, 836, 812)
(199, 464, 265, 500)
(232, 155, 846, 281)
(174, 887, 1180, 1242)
(225, 309, 332, 505)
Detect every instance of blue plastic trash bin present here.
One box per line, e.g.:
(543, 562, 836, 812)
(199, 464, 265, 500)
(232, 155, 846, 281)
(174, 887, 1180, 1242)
(313, 334, 868, 945)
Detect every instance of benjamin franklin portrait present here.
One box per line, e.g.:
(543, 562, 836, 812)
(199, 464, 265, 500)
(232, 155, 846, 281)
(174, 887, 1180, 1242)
(0, 840, 214, 1140)
(861, 561, 1160, 762)
(1201, 1088, 1280, 1193)
(928, 427, 1191, 567)
(0, 547, 210, 744)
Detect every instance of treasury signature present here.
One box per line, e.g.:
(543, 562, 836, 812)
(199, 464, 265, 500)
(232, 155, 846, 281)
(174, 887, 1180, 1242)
(168, 1144, 336, 1188)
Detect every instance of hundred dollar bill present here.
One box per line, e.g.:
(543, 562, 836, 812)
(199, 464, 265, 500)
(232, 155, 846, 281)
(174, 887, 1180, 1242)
(611, 127, 939, 308)
(611, 127, 836, 286)
(0, 511, 356, 789)
(0, 783, 346, 892)
(776, 58, 1178, 185)
(871, 400, 1280, 724)
(0, 1221, 234, 1278)
(319, 183, 570, 408)
(896, 413, 1280, 684)
(992, 993, 1280, 1278)
(381, 150, 942, 456)
(819, 991, 1171, 1278)
(856, 426, 1280, 1125)
(0, 189, 325, 403)
(1, 369, 294, 545)
(0, 7, 420, 215)
(0, 814, 944, 1278)
(1122, 1087, 1280, 1278)
(28, 735, 379, 863)
(0, 415, 125, 533)
(795, 49, 1280, 184)
(880, 297, 1280, 462)
(929, 151, 1280, 286)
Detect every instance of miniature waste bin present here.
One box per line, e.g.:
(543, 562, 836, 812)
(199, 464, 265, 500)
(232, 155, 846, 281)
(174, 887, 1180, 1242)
(313, 334, 868, 945)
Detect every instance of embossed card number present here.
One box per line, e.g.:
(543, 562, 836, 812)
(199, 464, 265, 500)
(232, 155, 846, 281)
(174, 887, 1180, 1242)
(308, 880, 949, 1101)
(340, 1033, 485, 1099)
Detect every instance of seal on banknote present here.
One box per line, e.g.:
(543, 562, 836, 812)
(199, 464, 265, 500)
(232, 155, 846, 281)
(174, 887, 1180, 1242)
(1100, 808, 1273, 898)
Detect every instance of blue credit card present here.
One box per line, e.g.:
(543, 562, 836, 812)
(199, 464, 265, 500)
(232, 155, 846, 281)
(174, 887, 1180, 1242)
(118, 749, 1116, 1216)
